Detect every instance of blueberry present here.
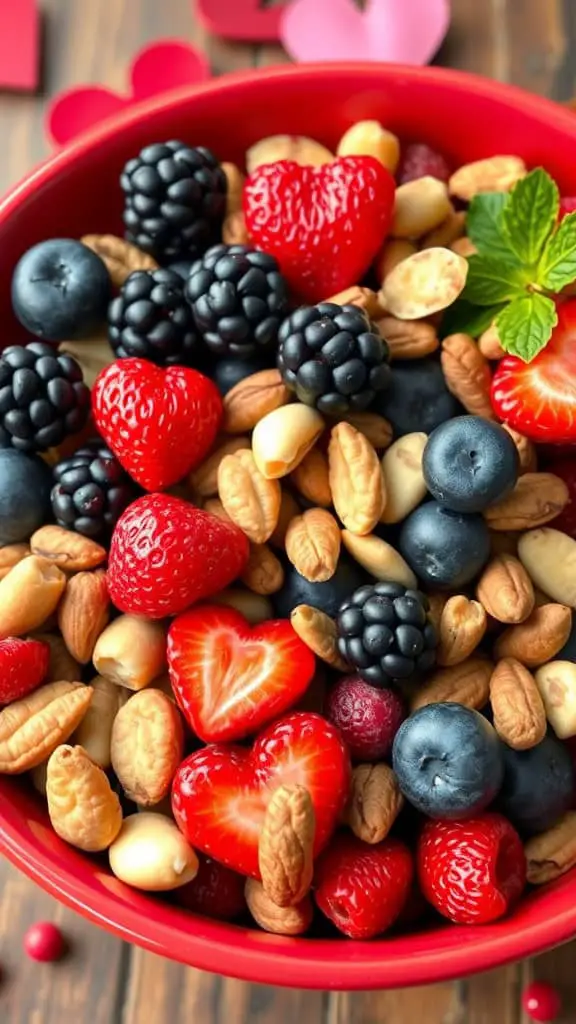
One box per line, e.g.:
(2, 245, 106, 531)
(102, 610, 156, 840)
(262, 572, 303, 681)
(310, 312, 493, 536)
(392, 702, 503, 819)
(372, 357, 460, 437)
(212, 354, 275, 395)
(0, 449, 52, 544)
(423, 416, 519, 513)
(12, 240, 112, 341)
(399, 500, 490, 589)
(497, 734, 574, 835)
(272, 556, 369, 619)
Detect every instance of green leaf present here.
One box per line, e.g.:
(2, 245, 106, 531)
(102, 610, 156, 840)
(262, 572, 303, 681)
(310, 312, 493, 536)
(463, 254, 529, 306)
(439, 299, 506, 340)
(538, 212, 576, 290)
(466, 193, 516, 263)
(495, 293, 558, 362)
(502, 168, 559, 266)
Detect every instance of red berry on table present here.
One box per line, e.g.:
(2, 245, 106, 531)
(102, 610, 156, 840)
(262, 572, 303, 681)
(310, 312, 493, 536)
(168, 604, 316, 742)
(314, 833, 413, 939)
(243, 157, 395, 304)
(107, 493, 249, 618)
(0, 637, 49, 705)
(417, 813, 526, 925)
(172, 711, 351, 878)
(397, 142, 451, 184)
(324, 674, 405, 761)
(92, 358, 223, 491)
(24, 921, 65, 962)
(176, 854, 246, 921)
(522, 981, 562, 1023)
(491, 300, 576, 443)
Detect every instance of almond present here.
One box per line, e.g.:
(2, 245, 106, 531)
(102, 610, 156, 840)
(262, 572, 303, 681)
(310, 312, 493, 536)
(411, 656, 493, 712)
(0, 681, 93, 773)
(494, 604, 572, 667)
(391, 177, 452, 239)
(449, 156, 527, 201)
(222, 369, 291, 434)
(476, 554, 535, 624)
(218, 449, 281, 544)
(93, 615, 167, 691)
(483, 473, 569, 531)
(328, 422, 386, 535)
(30, 524, 106, 571)
(0, 543, 30, 580)
(341, 531, 417, 588)
(380, 432, 427, 524)
(441, 333, 494, 419)
(258, 784, 315, 907)
(0, 556, 67, 639)
(534, 661, 576, 739)
(246, 134, 333, 173)
(437, 595, 487, 667)
(252, 405, 324, 480)
(346, 764, 403, 844)
(290, 448, 332, 508)
(337, 121, 400, 173)
(240, 543, 284, 594)
(290, 604, 349, 671)
(376, 317, 439, 360)
(285, 509, 341, 583)
(188, 436, 250, 498)
(57, 569, 110, 664)
(490, 658, 547, 750)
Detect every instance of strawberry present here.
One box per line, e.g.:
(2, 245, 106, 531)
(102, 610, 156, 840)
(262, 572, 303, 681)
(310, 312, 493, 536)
(0, 637, 49, 705)
(243, 157, 395, 304)
(171, 711, 351, 878)
(560, 197, 576, 219)
(491, 300, 576, 443)
(417, 813, 526, 925)
(176, 854, 246, 921)
(168, 604, 316, 742)
(314, 833, 413, 939)
(92, 358, 222, 491)
(546, 459, 576, 538)
(107, 493, 249, 618)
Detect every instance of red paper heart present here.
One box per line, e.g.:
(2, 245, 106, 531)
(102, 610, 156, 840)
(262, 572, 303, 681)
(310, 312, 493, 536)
(47, 40, 210, 147)
(168, 605, 316, 742)
(92, 359, 223, 492)
(196, 0, 284, 42)
(172, 711, 351, 878)
(0, 0, 39, 92)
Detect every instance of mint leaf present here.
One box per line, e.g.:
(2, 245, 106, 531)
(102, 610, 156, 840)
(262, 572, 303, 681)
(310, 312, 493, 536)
(466, 193, 516, 263)
(463, 254, 529, 306)
(495, 293, 557, 362)
(439, 299, 506, 340)
(502, 168, 559, 266)
(538, 212, 576, 290)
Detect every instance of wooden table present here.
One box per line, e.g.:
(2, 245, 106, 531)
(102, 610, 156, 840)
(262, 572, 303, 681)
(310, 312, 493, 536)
(1, 1, 576, 1020)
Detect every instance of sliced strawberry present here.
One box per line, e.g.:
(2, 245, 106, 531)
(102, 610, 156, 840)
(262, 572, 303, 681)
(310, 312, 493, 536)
(171, 711, 351, 878)
(168, 605, 316, 742)
(491, 300, 576, 443)
(0, 637, 49, 705)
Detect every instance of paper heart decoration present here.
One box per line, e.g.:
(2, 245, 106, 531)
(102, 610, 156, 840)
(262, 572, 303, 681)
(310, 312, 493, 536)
(47, 39, 211, 147)
(0, 0, 39, 92)
(196, 0, 284, 42)
(281, 0, 450, 65)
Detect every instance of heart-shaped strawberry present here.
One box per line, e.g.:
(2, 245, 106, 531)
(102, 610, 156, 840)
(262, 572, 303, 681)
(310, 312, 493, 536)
(172, 711, 351, 878)
(92, 359, 222, 491)
(243, 157, 395, 304)
(168, 605, 316, 742)
(108, 493, 249, 618)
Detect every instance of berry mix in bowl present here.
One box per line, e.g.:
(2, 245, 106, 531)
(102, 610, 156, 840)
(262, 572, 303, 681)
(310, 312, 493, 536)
(4, 65, 576, 989)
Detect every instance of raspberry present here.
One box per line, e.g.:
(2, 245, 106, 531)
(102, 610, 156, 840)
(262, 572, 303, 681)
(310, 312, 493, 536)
(324, 674, 405, 761)
(417, 813, 526, 924)
(314, 833, 413, 939)
(397, 143, 451, 184)
(176, 854, 246, 921)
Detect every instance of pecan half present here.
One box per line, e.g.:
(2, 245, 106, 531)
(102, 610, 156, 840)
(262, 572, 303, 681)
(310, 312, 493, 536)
(490, 658, 547, 750)
(258, 784, 315, 907)
(241, 543, 284, 594)
(476, 553, 535, 624)
(47, 744, 123, 851)
(218, 449, 281, 544)
(245, 878, 313, 935)
(525, 812, 576, 884)
(494, 604, 572, 667)
(0, 681, 93, 773)
(437, 595, 487, 667)
(290, 448, 332, 508)
(376, 316, 439, 360)
(328, 422, 386, 535)
(484, 473, 569, 531)
(81, 233, 158, 287)
(290, 604, 349, 671)
(346, 764, 403, 844)
(441, 333, 494, 419)
(285, 509, 341, 582)
(222, 369, 291, 434)
(411, 656, 493, 712)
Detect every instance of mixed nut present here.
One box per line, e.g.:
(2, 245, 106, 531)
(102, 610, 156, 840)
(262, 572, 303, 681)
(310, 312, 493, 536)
(2, 118, 576, 943)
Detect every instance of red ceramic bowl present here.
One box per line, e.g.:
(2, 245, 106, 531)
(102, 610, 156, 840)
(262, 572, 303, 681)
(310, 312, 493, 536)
(1, 63, 576, 990)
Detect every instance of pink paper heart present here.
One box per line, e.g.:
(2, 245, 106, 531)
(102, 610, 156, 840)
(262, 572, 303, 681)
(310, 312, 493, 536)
(196, 0, 284, 42)
(47, 39, 210, 147)
(0, 0, 40, 92)
(281, 0, 450, 65)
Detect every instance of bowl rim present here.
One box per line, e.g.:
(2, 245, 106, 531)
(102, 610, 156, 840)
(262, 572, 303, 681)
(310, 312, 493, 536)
(2, 61, 576, 989)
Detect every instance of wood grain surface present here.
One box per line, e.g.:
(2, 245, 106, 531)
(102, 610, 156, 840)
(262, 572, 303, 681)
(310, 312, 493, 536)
(1, 1, 576, 1021)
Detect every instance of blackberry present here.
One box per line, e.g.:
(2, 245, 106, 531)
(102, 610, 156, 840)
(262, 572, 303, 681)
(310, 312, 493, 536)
(51, 441, 137, 538)
(185, 244, 289, 357)
(337, 582, 438, 688)
(108, 268, 199, 365)
(0, 343, 90, 454)
(121, 141, 227, 261)
(277, 303, 391, 414)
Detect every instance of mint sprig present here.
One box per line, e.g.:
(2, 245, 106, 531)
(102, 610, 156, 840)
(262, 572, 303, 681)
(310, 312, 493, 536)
(445, 167, 574, 363)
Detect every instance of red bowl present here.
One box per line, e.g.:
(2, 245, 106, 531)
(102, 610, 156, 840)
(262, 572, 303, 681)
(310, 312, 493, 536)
(1, 62, 576, 990)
